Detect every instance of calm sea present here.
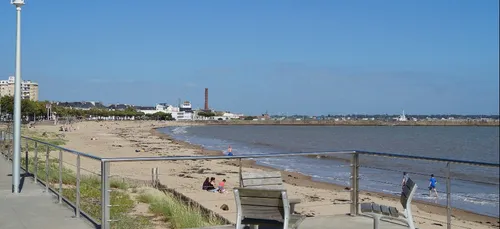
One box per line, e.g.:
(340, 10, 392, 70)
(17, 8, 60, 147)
(159, 125, 500, 217)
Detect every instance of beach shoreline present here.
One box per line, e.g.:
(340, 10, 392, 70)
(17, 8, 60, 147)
(151, 126, 499, 225)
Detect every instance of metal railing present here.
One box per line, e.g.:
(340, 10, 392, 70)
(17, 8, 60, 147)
(0, 131, 103, 228)
(1, 131, 499, 229)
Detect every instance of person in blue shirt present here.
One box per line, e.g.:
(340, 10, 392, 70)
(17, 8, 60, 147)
(429, 174, 438, 198)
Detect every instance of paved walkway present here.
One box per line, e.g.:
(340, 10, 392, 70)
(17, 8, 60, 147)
(0, 156, 93, 229)
(195, 214, 408, 229)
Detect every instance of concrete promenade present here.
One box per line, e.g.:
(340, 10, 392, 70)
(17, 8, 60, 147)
(0, 156, 92, 229)
(195, 214, 408, 229)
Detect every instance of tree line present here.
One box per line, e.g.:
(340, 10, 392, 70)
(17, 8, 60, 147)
(0, 96, 174, 121)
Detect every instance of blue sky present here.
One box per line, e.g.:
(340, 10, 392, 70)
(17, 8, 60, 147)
(0, 0, 498, 115)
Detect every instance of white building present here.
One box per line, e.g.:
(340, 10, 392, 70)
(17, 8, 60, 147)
(0, 76, 39, 101)
(172, 101, 194, 120)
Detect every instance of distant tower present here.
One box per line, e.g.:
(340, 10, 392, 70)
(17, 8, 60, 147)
(204, 88, 209, 111)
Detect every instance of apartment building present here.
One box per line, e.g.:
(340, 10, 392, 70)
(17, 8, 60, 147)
(0, 76, 39, 101)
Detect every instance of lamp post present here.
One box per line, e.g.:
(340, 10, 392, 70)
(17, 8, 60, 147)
(11, 0, 25, 194)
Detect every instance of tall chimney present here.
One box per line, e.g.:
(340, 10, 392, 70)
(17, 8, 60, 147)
(204, 88, 209, 111)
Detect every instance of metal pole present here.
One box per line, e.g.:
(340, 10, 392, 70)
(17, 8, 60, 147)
(238, 158, 242, 187)
(76, 154, 81, 218)
(101, 161, 111, 229)
(45, 146, 49, 192)
(446, 163, 451, 229)
(155, 167, 159, 186)
(12, 4, 23, 194)
(34, 142, 38, 183)
(58, 150, 62, 204)
(350, 153, 359, 216)
(151, 168, 154, 187)
(25, 141, 28, 173)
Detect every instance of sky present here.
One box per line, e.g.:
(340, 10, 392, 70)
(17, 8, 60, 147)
(0, 1, 498, 115)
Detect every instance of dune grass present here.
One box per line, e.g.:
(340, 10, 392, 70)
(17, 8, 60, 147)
(137, 187, 226, 229)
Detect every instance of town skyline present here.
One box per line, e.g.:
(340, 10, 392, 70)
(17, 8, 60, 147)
(0, 1, 498, 115)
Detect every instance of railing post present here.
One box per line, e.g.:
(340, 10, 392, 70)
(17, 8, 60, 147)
(45, 146, 49, 193)
(101, 161, 111, 229)
(76, 154, 81, 218)
(155, 167, 159, 186)
(58, 150, 63, 204)
(238, 158, 242, 187)
(446, 162, 451, 229)
(34, 142, 38, 183)
(25, 141, 29, 173)
(350, 152, 359, 216)
(151, 168, 155, 187)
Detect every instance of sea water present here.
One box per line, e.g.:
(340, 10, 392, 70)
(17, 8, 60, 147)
(160, 125, 500, 217)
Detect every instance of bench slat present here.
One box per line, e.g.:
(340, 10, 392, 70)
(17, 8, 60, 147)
(242, 177, 284, 187)
(238, 188, 284, 198)
(372, 203, 381, 214)
(380, 205, 391, 216)
(389, 207, 399, 217)
(242, 171, 282, 179)
(241, 205, 285, 222)
(360, 203, 373, 213)
(240, 196, 284, 207)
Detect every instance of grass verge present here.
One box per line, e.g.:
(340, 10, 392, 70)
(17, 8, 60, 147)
(137, 187, 226, 229)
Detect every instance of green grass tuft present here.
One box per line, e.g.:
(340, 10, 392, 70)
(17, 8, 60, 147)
(137, 188, 225, 229)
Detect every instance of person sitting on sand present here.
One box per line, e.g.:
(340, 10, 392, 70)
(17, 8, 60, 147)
(202, 177, 211, 190)
(204, 177, 218, 192)
(218, 179, 227, 193)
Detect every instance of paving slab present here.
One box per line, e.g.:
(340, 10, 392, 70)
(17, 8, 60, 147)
(194, 214, 408, 229)
(0, 156, 93, 229)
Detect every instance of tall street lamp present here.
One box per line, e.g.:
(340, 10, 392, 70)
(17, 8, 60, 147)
(11, 0, 25, 194)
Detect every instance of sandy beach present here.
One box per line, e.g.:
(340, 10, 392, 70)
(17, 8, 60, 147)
(28, 120, 499, 229)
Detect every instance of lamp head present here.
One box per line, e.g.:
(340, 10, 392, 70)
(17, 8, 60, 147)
(11, 0, 25, 7)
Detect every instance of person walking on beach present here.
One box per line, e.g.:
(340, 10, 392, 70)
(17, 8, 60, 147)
(401, 172, 409, 188)
(429, 174, 438, 198)
(227, 145, 233, 156)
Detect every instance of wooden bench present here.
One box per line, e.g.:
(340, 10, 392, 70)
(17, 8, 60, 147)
(233, 188, 306, 229)
(360, 178, 417, 229)
(241, 171, 301, 213)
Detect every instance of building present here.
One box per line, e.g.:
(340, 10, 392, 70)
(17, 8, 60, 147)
(172, 101, 194, 120)
(0, 76, 39, 101)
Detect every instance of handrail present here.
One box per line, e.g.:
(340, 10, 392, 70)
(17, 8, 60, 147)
(101, 150, 500, 168)
(20, 136, 103, 160)
(101, 150, 354, 162)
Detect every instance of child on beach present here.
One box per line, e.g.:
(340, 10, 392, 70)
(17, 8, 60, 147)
(218, 179, 227, 193)
(429, 174, 438, 198)
(401, 172, 409, 188)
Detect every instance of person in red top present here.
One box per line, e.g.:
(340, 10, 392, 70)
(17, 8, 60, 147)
(218, 179, 227, 193)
